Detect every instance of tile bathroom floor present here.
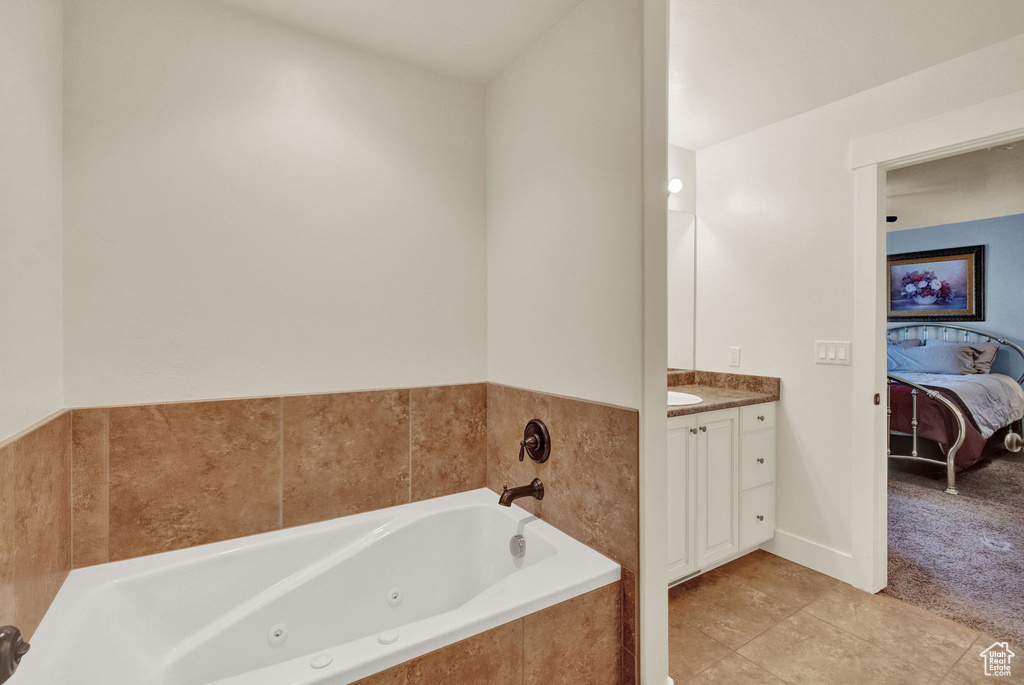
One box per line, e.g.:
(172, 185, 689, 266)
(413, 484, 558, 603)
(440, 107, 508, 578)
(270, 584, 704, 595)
(669, 550, 1023, 684)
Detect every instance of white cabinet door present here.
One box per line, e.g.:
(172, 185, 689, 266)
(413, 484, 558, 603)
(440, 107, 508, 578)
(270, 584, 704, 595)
(667, 416, 697, 581)
(740, 484, 776, 549)
(696, 409, 739, 567)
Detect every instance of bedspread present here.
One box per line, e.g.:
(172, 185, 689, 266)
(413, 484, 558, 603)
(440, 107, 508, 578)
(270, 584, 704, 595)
(888, 373, 1024, 468)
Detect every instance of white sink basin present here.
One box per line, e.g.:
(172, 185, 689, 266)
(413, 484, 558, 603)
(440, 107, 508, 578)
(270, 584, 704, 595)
(668, 391, 703, 406)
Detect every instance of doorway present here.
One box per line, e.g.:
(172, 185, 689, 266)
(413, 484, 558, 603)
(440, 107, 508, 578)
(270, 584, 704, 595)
(849, 90, 1024, 606)
(882, 141, 1024, 642)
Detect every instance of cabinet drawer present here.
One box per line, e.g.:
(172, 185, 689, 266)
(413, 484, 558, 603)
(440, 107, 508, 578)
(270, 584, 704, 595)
(740, 403, 775, 433)
(739, 485, 775, 549)
(740, 431, 775, 491)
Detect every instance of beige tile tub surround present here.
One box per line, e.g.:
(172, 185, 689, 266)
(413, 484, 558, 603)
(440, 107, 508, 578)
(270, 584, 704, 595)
(70, 409, 109, 567)
(110, 399, 283, 560)
(409, 383, 488, 503)
(0, 414, 72, 639)
(68, 383, 488, 566)
(485, 384, 640, 573)
(283, 391, 410, 526)
(353, 582, 621, 685)
(6, 378, 637, 677)
(485, 383, 640, 684)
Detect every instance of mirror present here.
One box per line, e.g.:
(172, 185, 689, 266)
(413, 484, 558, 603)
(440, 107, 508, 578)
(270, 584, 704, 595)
(668, 144, 696, 370)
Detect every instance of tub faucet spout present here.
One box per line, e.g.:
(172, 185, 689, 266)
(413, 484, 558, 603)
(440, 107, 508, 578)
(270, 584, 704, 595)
(498, 479, 544, 507)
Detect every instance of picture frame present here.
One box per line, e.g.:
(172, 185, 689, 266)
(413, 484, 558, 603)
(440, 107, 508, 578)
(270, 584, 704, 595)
(887, 245, 985, 322)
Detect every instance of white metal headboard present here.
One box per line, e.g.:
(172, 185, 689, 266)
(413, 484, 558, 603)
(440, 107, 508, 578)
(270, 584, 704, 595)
(887, 323, 1024, 385)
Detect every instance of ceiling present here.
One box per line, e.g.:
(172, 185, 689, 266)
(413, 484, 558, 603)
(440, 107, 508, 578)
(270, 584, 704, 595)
(670, 0, 1024, 150)
(214, 0, 584, 83)
(887, 141, 1024, 231)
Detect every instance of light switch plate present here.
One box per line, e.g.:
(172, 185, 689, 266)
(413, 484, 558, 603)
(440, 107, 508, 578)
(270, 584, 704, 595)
(728, 347, 741, 367)
(816, 341, 851, 365)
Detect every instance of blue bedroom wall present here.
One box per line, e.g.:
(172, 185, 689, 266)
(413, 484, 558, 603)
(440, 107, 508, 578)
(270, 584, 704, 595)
(887, 213, 1024, 378)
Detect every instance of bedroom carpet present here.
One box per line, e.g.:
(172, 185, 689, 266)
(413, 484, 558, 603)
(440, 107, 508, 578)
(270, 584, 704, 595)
(885, 451, 1024, 645)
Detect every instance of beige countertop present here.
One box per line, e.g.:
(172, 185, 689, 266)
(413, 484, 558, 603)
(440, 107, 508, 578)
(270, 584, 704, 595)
(667, 370, 780, 418)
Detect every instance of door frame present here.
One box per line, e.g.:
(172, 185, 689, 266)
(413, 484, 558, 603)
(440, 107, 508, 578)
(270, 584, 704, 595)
(848, 90, 1024, 593)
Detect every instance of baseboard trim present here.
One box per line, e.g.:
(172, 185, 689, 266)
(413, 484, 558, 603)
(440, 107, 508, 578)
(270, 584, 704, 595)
(761, 529, 854, 584)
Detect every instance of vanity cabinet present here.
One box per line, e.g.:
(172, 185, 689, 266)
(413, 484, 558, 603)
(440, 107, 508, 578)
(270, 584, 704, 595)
(696, 409, 740, 567)
(667, 416, 697, 580)
(668, 402, 777, 584)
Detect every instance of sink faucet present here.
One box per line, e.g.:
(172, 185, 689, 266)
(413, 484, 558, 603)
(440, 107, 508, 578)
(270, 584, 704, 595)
(498, 478, 544, 507)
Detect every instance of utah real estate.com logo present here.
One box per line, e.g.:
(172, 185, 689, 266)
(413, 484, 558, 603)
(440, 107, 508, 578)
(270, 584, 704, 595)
(980, 641, 1015, 677)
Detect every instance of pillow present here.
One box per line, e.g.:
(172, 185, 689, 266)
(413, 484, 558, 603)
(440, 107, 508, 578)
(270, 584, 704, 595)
(887, 338, 924, 348)
(927, 340, 1000, 374)
(887, 343, 977, 375)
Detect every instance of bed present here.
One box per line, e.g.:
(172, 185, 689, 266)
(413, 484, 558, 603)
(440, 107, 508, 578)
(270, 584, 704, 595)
(887, 323, 1024, 494)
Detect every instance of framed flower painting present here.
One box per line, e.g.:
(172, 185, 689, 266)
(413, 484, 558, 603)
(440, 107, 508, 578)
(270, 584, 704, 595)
(887, 245, 985, 322)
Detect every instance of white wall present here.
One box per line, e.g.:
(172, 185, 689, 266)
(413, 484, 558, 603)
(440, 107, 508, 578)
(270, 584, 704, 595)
(63, 0, 487, 408)
(485, 0, 644, 409)
(0, 0, 64, 441)
(694, 34, 1024, 578)
(887, 143, 1024, 231)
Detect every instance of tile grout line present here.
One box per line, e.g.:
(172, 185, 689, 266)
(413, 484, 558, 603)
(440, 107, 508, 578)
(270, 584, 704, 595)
(104, 409, 110, 563)
(668, 608, 736, 679)
(408, 390, 413, 504)
(484, 384, 491, 494)
(674, 573, 804, 653)
(674, 555, 984, 685)
(520, 615, 525, 684)
(730, 651, 803, 685)
(729, 600, 801, 652)
(279, 397, 284, 529)
(715, 559, 836, 612)
(685, 645, 732, 681)
(671, 563, 832, 682)
(800, 596, 966, 679)
(69, 411, 74, 570)
(938, 633, 981, 681)
(737, 639, 805, 685)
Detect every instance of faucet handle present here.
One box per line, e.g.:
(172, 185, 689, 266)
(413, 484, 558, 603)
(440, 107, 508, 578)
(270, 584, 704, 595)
(518, 435, 539, 462)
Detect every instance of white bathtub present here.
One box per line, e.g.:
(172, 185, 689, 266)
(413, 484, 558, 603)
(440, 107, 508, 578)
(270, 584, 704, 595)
(18, 488, 619, 684)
